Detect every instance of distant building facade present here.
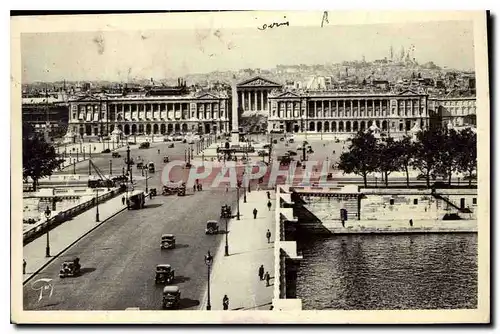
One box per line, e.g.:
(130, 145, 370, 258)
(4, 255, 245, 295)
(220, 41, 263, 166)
(66, 91, 230, 138)
(22, 96, 69, 137)
(236, 76, 282, 115)
(267, 89, 430, 137)
(428, 97, 476, 130)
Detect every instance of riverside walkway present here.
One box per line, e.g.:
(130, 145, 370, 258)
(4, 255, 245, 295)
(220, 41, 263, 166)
(200, 189, 276, 311)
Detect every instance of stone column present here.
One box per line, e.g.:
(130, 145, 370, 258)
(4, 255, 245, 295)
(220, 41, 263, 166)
(231, 82, 239, 144)
(261, 90, 265, 111)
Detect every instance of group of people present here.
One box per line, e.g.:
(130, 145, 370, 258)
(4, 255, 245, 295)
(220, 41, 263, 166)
(259, 264, 272, 287)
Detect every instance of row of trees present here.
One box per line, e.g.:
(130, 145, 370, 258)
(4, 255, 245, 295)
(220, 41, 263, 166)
(337, 128, 477, 187)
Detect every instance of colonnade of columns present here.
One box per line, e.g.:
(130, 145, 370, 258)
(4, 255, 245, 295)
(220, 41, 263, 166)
(238, 89, 269, 112)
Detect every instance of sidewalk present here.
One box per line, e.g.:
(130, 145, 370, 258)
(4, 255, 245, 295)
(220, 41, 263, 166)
(200, 189, 276, 311)
(22, 191, 131, 283)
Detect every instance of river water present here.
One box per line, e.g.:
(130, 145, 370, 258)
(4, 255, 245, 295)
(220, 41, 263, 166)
(296, 233, 477, 310)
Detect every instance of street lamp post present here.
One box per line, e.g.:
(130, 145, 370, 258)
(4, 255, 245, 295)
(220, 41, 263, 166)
(222, 205, 229, 256)
(73, 159, 76, 175)
(204, 251, 213, 310)
(44, 206, 51, 257)
(109, 160, 112, 176)
(145, 168, 149, 193)
(126, 145, 132, 184)
(83, 147, 85, 160)
(95, 189, 100, 222)
(236, 186, 240, 220)
(76, 149, 79, 162)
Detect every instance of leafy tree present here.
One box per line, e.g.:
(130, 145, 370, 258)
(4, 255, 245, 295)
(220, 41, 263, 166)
(394, 135, 415, 188)
(455, 128, 477, 185)
(376, 136, 400, 187)
(412, 129, 446, 187)
(435, 129, 460, 185)
(22, 123, 63, 191)
(337, 131, 378, 187)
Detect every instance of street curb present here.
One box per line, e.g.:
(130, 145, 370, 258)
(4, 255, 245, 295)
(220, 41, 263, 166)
(23, 204, 128, 285)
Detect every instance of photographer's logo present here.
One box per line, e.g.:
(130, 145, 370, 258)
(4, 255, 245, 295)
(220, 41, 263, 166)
(31, 278, 54, 302)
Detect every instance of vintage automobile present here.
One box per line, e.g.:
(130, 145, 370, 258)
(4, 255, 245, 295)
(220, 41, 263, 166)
(155, 264, 175, 285)
(177, 185, 186, 196)
(162, 286, 181, 309)
(167, 143, 175, 148)
(163, 156, 170, 163)
(136, 161, 144, 170)
(112, 152, 121, 158)
(59, 258, 81, 278)
(205, 220, 219, 235)
(161, 234, 176, 249)
(148, 162, 155, 173)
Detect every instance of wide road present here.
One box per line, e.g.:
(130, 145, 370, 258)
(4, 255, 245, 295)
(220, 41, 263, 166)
(23, 185, 239, 310)
(25, 138, 242, 310)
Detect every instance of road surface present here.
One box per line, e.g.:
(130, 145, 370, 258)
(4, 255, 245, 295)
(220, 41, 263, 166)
(23, 185, 239, 310)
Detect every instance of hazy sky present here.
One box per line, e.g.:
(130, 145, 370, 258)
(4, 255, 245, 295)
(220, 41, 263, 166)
(21, 20, 475, 83)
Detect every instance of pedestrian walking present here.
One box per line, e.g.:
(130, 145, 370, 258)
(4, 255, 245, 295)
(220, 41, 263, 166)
(158, 149, 160, 155)
(226, 185, 229, 193)
(409, 219, 413, 227)
(258, 265, 264, 280)
(193, 184, 197, 192)
(267, 191, 271, 200)
(23, 259, 26, 275)
(264, 271, 270, 287)
(122, 196, 125, 205)
(197, 183, 202, 191)
(266, 229, 271, 243)
(222, 295, 229, 310)
(267, 200, 272, 211)
(253, 208, 258, 219)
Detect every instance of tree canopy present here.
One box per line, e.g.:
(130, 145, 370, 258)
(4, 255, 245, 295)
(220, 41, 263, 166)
(22, 123, 63, 191)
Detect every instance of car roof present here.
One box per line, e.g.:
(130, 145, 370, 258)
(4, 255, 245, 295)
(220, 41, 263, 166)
(206, 220, 218, 224)
(162, 234, 175, 238)
(163, 286, 179, 293)
(157, 264, 171, 268)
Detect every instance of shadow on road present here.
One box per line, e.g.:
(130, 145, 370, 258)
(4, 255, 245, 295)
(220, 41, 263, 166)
(172, 243, 190, 249)
(226, 246, 275, 257)
(145, 203, 164, 209)
(174, 275, 191, 284)
(79, 267, 97, 275)
(178, 298, 200, 310)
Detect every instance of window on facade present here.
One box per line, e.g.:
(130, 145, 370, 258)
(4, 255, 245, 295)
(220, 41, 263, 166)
(72, 113, 76, 120)
(413, 199, 418, 205)
(473, 198, 477, 205)
(389, 199, 394, 205)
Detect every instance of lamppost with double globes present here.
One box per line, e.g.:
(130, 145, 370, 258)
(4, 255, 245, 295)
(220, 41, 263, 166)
(44, 206, 51, 257)
(204, 251, 213, 310)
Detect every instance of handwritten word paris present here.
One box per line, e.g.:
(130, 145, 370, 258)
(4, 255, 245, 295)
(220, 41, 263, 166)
(258, 17, 290, 31)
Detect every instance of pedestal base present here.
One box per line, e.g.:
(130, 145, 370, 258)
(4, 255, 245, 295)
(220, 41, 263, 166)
(230, 132, 239, 146)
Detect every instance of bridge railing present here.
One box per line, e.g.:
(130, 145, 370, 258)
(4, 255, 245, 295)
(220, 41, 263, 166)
(22, 188, 121, 245)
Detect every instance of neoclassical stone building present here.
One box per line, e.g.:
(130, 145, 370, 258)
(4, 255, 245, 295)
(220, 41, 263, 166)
(428, 96, 476, 129)
(267, 89, 430, 136)
(66, 91, 230, 138)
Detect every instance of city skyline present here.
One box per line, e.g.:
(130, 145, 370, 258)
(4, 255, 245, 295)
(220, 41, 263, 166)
(21, 20, 475, 84)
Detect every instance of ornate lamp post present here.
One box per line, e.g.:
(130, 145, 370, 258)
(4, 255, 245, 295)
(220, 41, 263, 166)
(95, 189, 100, 222)
(145, 168, 149, 193)
(204, 251, 213, 310)
(109, 160, 112, 176)
(44, 206, 51, 257)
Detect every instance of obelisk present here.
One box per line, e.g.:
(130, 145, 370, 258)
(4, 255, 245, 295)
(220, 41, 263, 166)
(230, 81, 240, 146)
